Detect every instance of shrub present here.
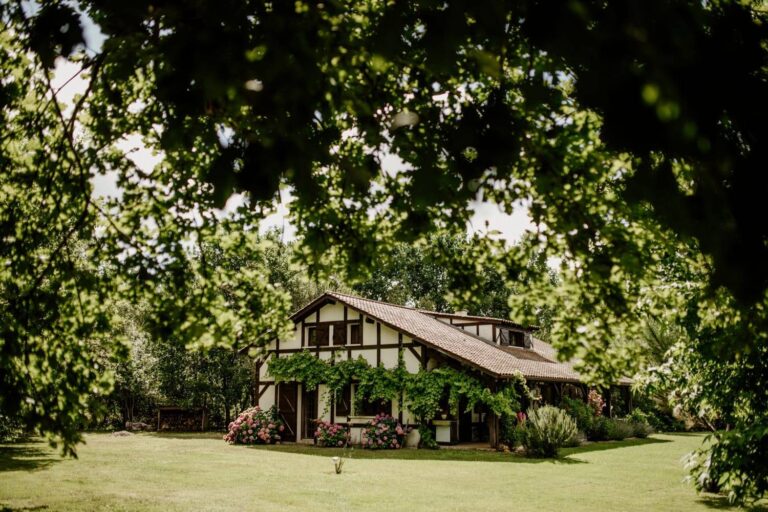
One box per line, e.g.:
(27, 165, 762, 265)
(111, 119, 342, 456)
(587, 416, 611, 441)
(314, 420, 349, 447)
(361, 413, 406, 449)
(418, 425, 439, 450)
(630, 421, 653, 438)
(521, 406, 579, 458)
(605, 418, 635, 440)
(223, 406, 284, 445)
(562, 397, 594, 432)
(645, 408, 686, 432)
(0, 414, 23, 443)
(626, 409, 654, 438)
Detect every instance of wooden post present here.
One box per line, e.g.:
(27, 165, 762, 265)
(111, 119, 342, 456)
(488, 379, 500, 449)
(488, 412, 499, 449)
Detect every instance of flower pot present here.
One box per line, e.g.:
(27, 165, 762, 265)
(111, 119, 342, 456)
(405, 429, 420, 448)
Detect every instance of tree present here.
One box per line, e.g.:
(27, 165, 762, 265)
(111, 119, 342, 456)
(1, 0, 767, 501)
(353, 233, 556, 332)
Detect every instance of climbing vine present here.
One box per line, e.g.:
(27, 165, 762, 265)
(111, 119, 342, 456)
(267, 350, 529, 422)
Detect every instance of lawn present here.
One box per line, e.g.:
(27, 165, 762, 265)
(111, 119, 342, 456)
(0, 433, 764, 512)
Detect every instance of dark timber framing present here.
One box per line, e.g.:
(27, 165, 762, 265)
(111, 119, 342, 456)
(257, 292, 634, 449)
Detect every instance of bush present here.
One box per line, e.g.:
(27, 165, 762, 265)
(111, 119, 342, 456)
(562, 397, 594, 432)
(564, 430, 586, 447)
(587, 416, 611, 441)
(418, 425, 439, 449)
(223, 406, 284, 445)
(630, 421, 653, 438)
(521, 406, 579, 458)
(562, 397, 613, 441)
(314, 420, 349, 447)
(626, 409, 654, 438)
(361, 414, 406, 449)
(646, 408, 686, 432)
(0, 414, 23, 443)
(500, 411, 527, 448)
(605, 418, 635, 440)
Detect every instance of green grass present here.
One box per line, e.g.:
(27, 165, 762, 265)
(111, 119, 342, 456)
(0, 433, 765, 511)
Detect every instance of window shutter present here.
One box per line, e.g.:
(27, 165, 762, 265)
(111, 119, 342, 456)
(332, 322, 346, 345)
(350, 323, 362, 344)
(317, 325, 330, 346)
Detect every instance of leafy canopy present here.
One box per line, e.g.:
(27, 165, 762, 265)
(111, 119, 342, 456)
(2, 0, 768, 502)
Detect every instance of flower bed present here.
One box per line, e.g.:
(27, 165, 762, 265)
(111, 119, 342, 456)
(361, 414, 406, 449)
(314, 420, 350, 447)
(224, 406, 284, 445)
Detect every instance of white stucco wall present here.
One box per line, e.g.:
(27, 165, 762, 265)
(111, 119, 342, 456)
(254, 300, 429, 440)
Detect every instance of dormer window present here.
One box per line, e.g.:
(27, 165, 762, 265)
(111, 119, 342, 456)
(500, 329, 526, 347)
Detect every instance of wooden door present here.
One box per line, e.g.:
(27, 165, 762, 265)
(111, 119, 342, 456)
(301, 386, 318, 440)
(277, 383, 298, 442)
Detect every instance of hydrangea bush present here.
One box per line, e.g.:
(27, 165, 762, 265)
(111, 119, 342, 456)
(224, 406, 284, 445)
(361, 414, 406, 450)
(315, 420, 349, 447)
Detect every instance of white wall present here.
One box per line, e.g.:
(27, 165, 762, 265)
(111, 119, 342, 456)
(255, 300, 428, 440)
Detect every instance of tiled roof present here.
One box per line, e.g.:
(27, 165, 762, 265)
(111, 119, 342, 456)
(416, 310, 536, 330)
(294, 292, 610, 384)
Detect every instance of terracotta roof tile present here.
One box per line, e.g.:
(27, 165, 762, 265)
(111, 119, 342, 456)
(319, 292, 594, 383)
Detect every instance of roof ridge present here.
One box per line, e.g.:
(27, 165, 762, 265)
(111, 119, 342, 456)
(327, 290, 428, 313)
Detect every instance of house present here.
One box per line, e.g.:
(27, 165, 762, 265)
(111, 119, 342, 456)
(253, 291, 632, 447)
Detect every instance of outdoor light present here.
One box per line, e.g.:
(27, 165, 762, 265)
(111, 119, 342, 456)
(332, 456, 344, 474)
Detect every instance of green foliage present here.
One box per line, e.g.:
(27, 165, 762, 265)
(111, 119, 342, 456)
(521, 406, 579, 458)
(2, 0, 768, 502)
(267, 351, 525, 425)
(642, 339, 768, 503)
(417, 425, 439, 450)
(352, 234, 556, 331)
(605, 419, 635, 441)
(626, 410, 654, 439)
(500, 413, 527, 449)
(561, 397, 595, 436)
(0, 414, 24, 443)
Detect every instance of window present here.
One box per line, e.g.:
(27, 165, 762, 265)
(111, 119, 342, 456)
(332, 322, 346, 345)
(350, 323, 362, 344)
(335, 384, 352, 417)
(499, 329, 525, 347)
(308, 325, 329, 346)
(355, 390, 391, 417)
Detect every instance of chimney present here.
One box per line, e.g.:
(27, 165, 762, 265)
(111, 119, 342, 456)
(455, 310, 468, 316)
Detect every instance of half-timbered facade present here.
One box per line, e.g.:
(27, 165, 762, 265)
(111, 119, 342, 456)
(253, 291, 631, 446)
